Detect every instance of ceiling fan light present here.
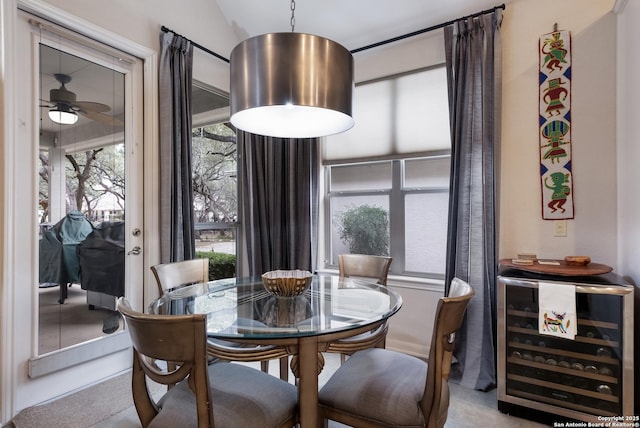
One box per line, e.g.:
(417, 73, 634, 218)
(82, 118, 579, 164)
(230, 32, 354, 138)
(48, 106, 78, 125)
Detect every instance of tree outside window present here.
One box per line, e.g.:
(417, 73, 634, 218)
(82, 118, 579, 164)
(335, 204, 389, 256)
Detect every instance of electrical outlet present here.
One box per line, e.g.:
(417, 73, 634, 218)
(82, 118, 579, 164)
(554, 220, 567, 237)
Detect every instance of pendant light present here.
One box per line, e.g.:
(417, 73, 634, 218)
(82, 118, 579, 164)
(230, 0, 354, 138)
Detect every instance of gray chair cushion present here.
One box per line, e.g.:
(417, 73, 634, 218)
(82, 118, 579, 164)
(150, 362, 297, 428)
(319, 348, 427, 427)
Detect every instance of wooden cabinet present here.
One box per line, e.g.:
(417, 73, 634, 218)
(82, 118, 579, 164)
(497, 268, 634, 423)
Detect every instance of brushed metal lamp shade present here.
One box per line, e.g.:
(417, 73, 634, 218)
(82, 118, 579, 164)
(230, 32, 354, 138)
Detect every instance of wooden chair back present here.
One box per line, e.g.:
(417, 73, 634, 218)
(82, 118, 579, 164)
(150, 259, 287, 378)
(338, 254, 392, 285)
(117, 297, 212, 427)
(151, 258, 209, 296)
(421, 277, 474, 428)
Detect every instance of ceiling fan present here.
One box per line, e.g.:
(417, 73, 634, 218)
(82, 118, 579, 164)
(41, 73, 124, 127)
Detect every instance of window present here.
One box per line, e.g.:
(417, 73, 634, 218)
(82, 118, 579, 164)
(326, 156, 450, 278)
(324, 65, 450, 278)
(191, 82, 238, 275)
(402, 157, 450, 275)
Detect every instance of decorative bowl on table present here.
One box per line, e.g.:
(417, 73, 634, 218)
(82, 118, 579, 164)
(261, 270, 313, 297)
(564, 256, 591, 266)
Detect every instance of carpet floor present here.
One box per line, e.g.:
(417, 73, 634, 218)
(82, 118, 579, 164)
(10, 372, 151, 428)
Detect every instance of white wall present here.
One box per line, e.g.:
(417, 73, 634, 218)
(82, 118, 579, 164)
(384, 281, 442, 357)
(616, 2, 640, 284)
(37, 0, 238, 91)
(500, 0, 618, 267)
(615, 0, 640, 411)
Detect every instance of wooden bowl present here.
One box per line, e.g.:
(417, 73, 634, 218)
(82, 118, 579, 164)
(564, 256, 591, 266)
(261, 270, 313, 297)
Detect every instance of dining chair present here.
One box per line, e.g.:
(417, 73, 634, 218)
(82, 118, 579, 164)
(328, 254, 393, 363)
(338, 253, 393, 285)
(150, 258, 209, 295)
(318, 277, 474, 428)
(151, 259, 287, 379)
(117, 297, 298, 428)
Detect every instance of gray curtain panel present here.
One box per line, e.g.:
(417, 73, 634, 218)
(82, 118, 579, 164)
(239, 132, 319, 275)
(158, 32, 195, 263)
(443, 9, 503, 391)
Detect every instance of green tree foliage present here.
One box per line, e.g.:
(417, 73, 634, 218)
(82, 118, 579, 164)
(196, 251, 236, 280)
(336, 204, 389, 256)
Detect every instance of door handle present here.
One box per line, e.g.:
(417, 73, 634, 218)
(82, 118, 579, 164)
(128, 246, 141, 255)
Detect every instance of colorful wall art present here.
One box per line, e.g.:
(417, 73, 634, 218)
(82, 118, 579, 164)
(539, 28, 574, 220)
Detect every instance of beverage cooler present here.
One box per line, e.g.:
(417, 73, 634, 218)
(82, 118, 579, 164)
(497, 262, 634, 423)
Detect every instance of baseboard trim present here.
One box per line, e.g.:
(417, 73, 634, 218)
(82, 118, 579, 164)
(386, 337, 428, 360)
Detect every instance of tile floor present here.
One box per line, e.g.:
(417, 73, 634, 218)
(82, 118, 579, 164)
(90, 352, 548, 428)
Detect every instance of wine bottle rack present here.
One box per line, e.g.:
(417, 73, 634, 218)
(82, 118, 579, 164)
(497, 269, 634, 424)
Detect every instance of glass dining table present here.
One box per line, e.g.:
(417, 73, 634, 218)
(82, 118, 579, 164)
(149, 273, 403, 428)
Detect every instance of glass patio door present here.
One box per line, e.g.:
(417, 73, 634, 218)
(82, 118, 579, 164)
(29, 15, 144, 366)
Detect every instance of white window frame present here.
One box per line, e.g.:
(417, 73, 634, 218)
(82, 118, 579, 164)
(324, 152, 450, 279)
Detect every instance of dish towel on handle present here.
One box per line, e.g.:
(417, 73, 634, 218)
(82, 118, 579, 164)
(538, 281, 576, 340)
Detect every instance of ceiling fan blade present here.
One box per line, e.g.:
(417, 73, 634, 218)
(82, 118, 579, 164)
(78, 109, 124, 127)
(40, 99, 55, 108)
(44, 74, 123, 127)
(74, 101, 112, 113)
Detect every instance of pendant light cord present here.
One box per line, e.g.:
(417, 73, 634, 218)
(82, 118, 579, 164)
(290, 0, 296, 32)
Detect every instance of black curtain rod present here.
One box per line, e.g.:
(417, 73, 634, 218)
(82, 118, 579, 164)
(350, 3, 505, 54)
(161, 25, 230, 63)
(161, 3, 505, 63)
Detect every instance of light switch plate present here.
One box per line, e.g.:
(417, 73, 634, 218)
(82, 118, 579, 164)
(554, 220, 567, 237)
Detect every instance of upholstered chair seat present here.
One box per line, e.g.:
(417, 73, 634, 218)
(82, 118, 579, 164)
(319, 348, 430, 427)
(117, 297, 298, 428)
(150, 361, 297, 428)
(319, 277, 474, 428)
